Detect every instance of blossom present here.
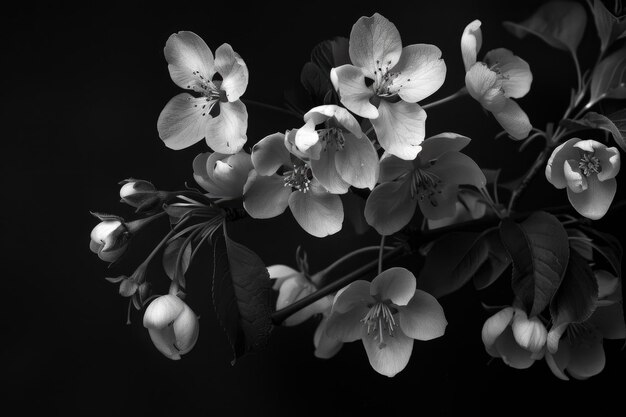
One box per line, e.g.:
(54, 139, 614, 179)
(427, 189, 487, 230)
(331, 13, 446, 160)
(243, 132, 344, 237)
(119, 179, 159, 211)
(193, 150, 253, 199)
(157, 31, 248, 154)
(314, 307, 344, 359)
(143, 294, 199, 360)
(325, 267, 447, 377)
(481, 306, 547, 369)
(545, 138, 620, 220)
(545, 272, 625, 380)
(90, 218, 129, 262)
(364, 133, 486, 235)
(293, 105, 379, 193)
(462, 20, 533, 139)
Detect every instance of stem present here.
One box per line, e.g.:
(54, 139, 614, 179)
(507, 146, 553, 213)
(317, 245, 394, 278)
(422, 87, 468, 110)
(242, 99, 303, 120)
(572, 53, 583, 93)
(378, 236, 386, 275)
(271, 246, 404, 324)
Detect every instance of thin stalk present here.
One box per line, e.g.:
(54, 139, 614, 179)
(378, 236, 386, 275)
(422, 87, 468, 110)
(243, 99, 303, 120)
(318, 245, 394, 277)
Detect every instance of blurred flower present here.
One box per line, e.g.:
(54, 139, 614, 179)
(332, 13, 446, 160)
(143, 294, 199, 360)
(243, 132, 344, 237)
(427, 189, 488, 230)
(545, 138, 620, 220)
(325, 267, 447, 377)
(158, 31, 248, 153)
(89, 216, 129, 262)
(193, 150, 253, 199)
(119, 179, 159, 211)
(462, 20, 533, 139)
(314, 306, 344, 359)
(482, 306, 547, 369)
(292, 105, 379, 193)
(365, 133, 486, 235)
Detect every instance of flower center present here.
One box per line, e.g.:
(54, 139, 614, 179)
(319, 127, 346, 151)
(578, 152, 602, 177)
(283, 164, 312, 193)
(187, 71, 222, 118)
(361, 302, 397, 349)
(410, 169, 443, 205)
(373, 59, 401, 97)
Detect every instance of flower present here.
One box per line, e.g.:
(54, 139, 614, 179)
(143, 294, 199, 360)
(314, 307, 344, 359)
(193, 150, 253, 199)
(331, 13, 446, 160)
(89, 217, 129, 262)
(157, 31, 248, 154)
(325, 267, 447, 377)
(426, 189, 487, 230)
(243, 132, 344, 237)
(119, 179, 159, 211)
(364, 133, 486, 235)
(462, 20, 533, 139)
(545, 271, 625, 380)
(481, 306, 547, 369)
(546, 138, 620, 220)
(292, 105, 379, 193)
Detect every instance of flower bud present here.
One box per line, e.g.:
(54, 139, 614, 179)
(143, 295, 199, 360)
(193, 151, 253, 199)
(119, 179, 159, 211)
(512, 309, 547, 354)
(90, 218, 129, 262)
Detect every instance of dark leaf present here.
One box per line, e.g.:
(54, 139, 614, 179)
(550, 248, 598, 327)
(567, 228, 594, 261)
(310, 36, 350, 74)
(212, 223, 273, 363)
(418, 232, 489, 298)
(300, 62, 332, 103)
(499, 211, 570, 317)
(503, 1, 587, 53)
(560, 111, 625, 151)
(162, 238, 192, 281)
(473, 230, 512, 290)
(590, 46, 626, 104)
(608, 108, 626, 152)
(591, 0, 626, 53)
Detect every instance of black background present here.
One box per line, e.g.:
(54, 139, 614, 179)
(4, 1, 625, 415)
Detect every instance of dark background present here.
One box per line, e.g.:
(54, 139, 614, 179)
(3, 1, 624, 415)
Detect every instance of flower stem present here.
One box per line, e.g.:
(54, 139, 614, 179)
(242, 99, 303, 120)
(378, 235, 386, 275)
(507, 145, 553, 213)
(422, 87, 468, 110)
(317, 245, 394, 280)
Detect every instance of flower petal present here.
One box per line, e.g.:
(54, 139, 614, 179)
(172, 304, 199, 354)
(372, 99, 426, 160)
(332, 280, 372, 314)
(143, 295, 184, 329)
(349, 13, 402, 79)
(335, 134, 379, 190)
(398, 289, 447, 340)
(417, 183, 458, 220)
(314, 316, 344, 359)
(214, 43, 248, 102)
(157, 93, 213, 150)
(566, 331, 605, 379)
(364, 179, 416, 235)
(482, 307, 514, 355)
(461, 20, 482, 71)
(294, 120, 320, 154)
(484, 48, 532, 99)
(564, 159, 588, 193)
(567, 176, 616, 220)
(310, 146, 351, 194)
(164, 31, 215, 92)
(288, 182, 344, 237)
(379, 153, 413, 183)
(595, 145, 621, 182)
(325, 306, 369, 342)
(284, 289, 332, 327)
(545, 340, 571, 381)
(417, 132, 471, 164)
(389, 44, 447, 103)
(267, 265, 300, 290)
(147, 327, 180, 360)
(465, 63, 506, 112)
(362, 326, 413, 377)
(370, 267, 416, 306)
(511, 309, 547, 353)
(546, 138, 581, 189)
(193, 152, 225, 195)
(332, 65, 378, 119)
(304, 105, 363, 138)
(589, 302, 626, 339)
(243, 171, 291, 218)
(596, 270, 619, 300)
(494, 326, 537, 369)
(428, 151, 487, 188)
(204, 100, 248, 154)
(251, 133, 291, 176)
(492, 98, 532, 140)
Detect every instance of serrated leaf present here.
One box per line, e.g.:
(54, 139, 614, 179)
(503, 1, 587, 53)
(473, 230, 512, 290)
(212, 223, 273, 363)
(590, 46, 626, 104)
(560, 111, 625, 151)
(591, 0, 626, 53)
(162, 238, 192, 281)
(418, 232, 489, 298)
(499, 211, 570, 317)
(550, 248, 598, 328)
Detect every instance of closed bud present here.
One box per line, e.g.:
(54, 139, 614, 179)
(119, 179, 159, 210)
(193, 151, 253, 199)
(89, 219, 129, 262)
(143, 295, 199, 360)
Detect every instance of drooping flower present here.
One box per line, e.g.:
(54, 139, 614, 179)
(365, 133, 486, 235)
(545, 271, 625, 380)
(481, 306, 547, 369)
(462, 20, 533, 139)
(243, 132, 344, 238)
(90, 217, 129, 262)
(158, 31, 248, 153)
(545, 138, 620, 220)
(193, 150, 253, 199)
(331, 13, 446, 160)
(325, 267, 447, 377)
(119, 179, 158, 210)
(426, 189, 488, 230)
(143, 294, 199, 360)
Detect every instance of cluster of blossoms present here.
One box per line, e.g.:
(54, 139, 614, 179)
(90, 1, 625, 379)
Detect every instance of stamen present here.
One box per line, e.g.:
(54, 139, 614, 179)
(320, 128, 346, 151)
(410, 169, 443, 206)
(283, 164, 312, 193)
(361, 302, 397, 349)
(578, 153, 601, 176)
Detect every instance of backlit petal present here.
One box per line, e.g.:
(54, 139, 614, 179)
(567, 176, 616, 220)
(484, 48, 532, 98)
(164, 31, 215, 91)
(288, 182, 344, 237)
(362, 326, 413, 377)
(332, 280, 372, 314)
(349, 13, 402, 79)
(461, 20, 482, 71)
(243, 171, 291, 219)
(310, 146, 351, 194)
(333, 65, 378, 119)
(370, 267, 416, 306)
(158, 93, 212, 150)
(389, 44, 446, 102)
(512, 309, 547, 353)
(398, 289, 447, 340)
(214, 43, 248, 102)
(372, 99, 426, 160)
(335, 134, 379, 190)
(251, 133, 291, 176)
(364, 179, 416, 235)
(304, 105, 363, 138)
(204, 100, 247, 154)
(492, 98, 532, 140)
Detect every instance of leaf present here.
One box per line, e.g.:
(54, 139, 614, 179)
(550, 248, 598, 328)
(591, 0, 626, 53)
(579, 226, 623, 278)
(473, 230, 512, 290)
(567, 228, 594, 261)
(608, 108, 626, 152)
(300, 62, 332, 103)
(560, 111, 625, 151)
(162, 237, 192, 281)
(503, 1, 587, 53)
(590, 46, 626, 105)
(418, 232, 489, 298)
(212, 223, 273, 363)
(499, 211, 570, 317)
